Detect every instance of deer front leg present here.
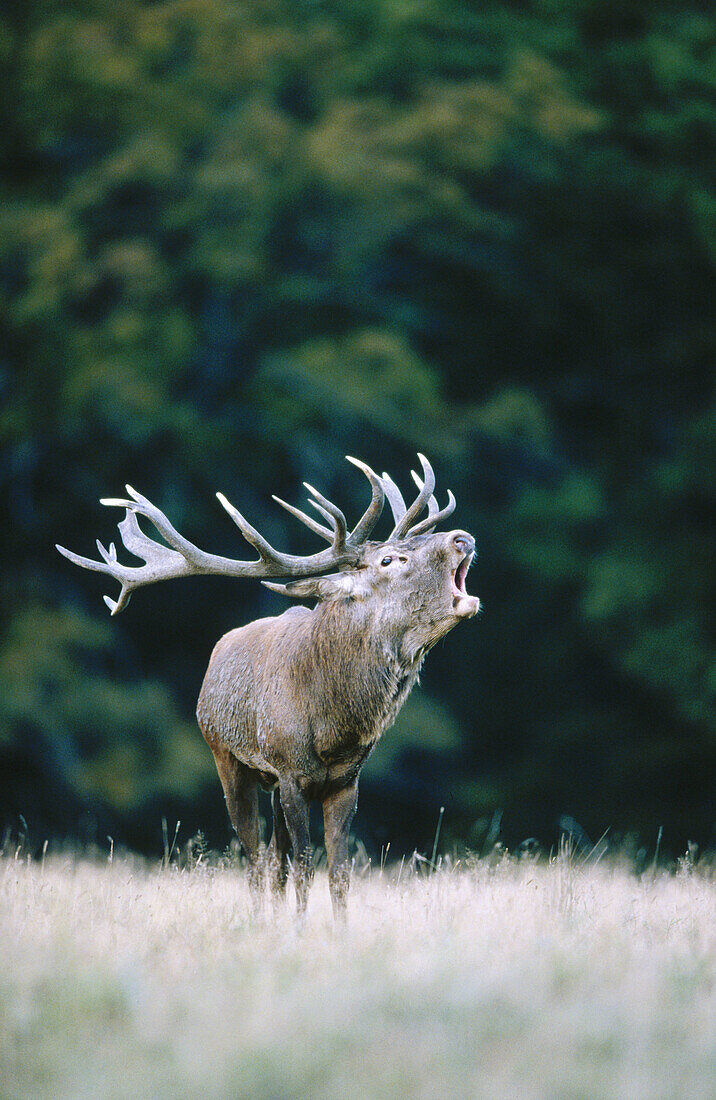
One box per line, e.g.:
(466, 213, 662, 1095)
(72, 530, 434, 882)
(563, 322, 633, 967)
(267, 788, 291, 897)
(278, 776, 313, 915)
(323, 780, 358, 918)
(211, 746, 262, 903)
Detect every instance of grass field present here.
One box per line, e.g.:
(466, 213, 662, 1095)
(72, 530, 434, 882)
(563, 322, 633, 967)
(2, 845, 714, 1100)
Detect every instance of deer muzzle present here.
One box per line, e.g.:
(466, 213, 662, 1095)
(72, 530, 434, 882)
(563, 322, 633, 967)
(450, 532, 481, 617)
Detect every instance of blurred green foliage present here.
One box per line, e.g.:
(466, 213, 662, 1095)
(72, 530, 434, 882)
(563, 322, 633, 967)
(0, 0, 713, 854)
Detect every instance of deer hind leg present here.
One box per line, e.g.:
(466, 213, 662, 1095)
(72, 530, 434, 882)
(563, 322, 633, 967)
(211, 746, 262, 900)
(278, 776, 313, 916)
(323, 780, 359, 919)
(267, 789, 291, 897)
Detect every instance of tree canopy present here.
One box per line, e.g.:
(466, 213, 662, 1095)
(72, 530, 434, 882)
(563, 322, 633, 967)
(1, 0, 713, 857)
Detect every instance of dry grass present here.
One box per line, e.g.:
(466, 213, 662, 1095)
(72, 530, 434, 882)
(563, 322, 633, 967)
(1, 847, 714, 1099)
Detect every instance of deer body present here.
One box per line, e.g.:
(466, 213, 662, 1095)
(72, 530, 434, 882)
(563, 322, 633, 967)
(58, 455, 480, 915)
(197, 603, 423, 793)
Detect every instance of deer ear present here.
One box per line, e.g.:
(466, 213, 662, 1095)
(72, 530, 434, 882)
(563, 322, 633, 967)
(262, 573, 356, 601)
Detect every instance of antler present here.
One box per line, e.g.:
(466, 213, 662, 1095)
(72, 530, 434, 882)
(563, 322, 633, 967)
(57, 454, 457, 614)
(380, 454, 456, 539)
(271, 456, 385, 548)
(272, 453, 455, 545)
(56, 480, 363, 616)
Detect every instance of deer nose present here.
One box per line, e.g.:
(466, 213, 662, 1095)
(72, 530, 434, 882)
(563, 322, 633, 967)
(452, 532, 475, 555)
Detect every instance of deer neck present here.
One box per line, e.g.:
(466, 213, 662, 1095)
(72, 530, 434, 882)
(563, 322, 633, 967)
(309, 600, 425, 746)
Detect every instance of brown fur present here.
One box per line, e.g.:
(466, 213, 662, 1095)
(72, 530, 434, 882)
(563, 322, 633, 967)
(197, 530, 480, 916)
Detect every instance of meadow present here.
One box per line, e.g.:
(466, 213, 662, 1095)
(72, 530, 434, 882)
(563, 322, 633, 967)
(2, 845, 714, 1100)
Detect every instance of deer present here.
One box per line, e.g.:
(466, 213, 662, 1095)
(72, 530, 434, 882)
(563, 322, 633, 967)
(57, 455, 480, 916)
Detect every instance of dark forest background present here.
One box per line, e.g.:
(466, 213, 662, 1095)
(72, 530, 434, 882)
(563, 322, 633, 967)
(1, 0, 713, 861)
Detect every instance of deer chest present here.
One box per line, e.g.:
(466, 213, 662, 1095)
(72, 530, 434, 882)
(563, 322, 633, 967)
(378, 664, 421, 733)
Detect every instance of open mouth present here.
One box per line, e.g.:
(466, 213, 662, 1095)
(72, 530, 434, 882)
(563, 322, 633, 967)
(451, 551, 473, 603)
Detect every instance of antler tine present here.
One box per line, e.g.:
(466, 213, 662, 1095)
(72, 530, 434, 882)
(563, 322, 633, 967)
(410, 469, 439, 517)
(96, 539, 117, 564)
(272, 457, 385, 549)
(306, 499, 335, 526)
(346, 457, 385, 545)
(303, 483, 348, 551)
(405, 490, 457, 537)
(216, 493, 292, 561)
(57, 502, 188, 616)
(390, 454, 436, 538)
(56, 542, 125, 578)
(272, 495, 333, 543)
(380, 471, 407, 528)
(102, 485, 207, 565)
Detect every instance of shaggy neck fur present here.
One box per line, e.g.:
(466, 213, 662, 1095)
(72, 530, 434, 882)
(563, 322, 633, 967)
(300, 597, 428, 750)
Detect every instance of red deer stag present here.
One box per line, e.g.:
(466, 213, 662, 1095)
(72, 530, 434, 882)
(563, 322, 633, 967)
(57, 455, 480, 915)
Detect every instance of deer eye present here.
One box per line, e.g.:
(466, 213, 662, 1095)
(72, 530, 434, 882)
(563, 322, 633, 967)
(380, 556, 393, 567)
